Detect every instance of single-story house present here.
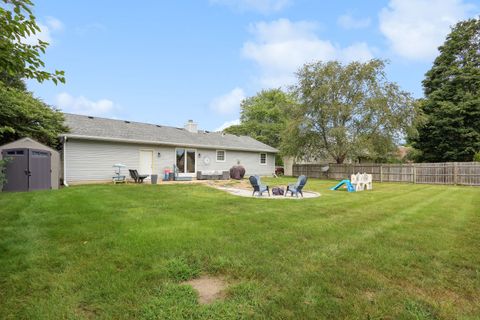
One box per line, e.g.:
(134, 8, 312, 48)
(61, 113, 278, 185)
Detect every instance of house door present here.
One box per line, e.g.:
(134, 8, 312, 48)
(139, 150, 153, 176)
(176, 148, 196, 176)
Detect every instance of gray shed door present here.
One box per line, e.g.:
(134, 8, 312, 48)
(1, 148, 51, 192)
(28, 149, 51, 190)
(2, 149, 29, 192)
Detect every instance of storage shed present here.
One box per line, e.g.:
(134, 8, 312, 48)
(0, 138, 60, 191)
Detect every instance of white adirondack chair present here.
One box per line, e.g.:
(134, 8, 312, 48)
(350, 172, 373, 191)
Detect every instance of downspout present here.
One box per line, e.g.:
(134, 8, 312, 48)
(63, 136, 69, 187)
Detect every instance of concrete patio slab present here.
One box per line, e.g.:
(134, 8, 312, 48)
(214, 186, 320, 199)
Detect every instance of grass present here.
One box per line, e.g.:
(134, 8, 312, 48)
(0, 178, 479, 319)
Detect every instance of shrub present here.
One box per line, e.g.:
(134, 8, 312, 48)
(0, 158, 9, 189)
(474, 152, 480, 162)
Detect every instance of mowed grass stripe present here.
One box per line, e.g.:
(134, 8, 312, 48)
(0, 179, 479, 319)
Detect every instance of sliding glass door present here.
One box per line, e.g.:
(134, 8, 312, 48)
(176, 148, 196, 174)
(186, 150, 195, 173)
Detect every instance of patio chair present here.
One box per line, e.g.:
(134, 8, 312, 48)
(129, 169, 149, 183)
(173, 164, 192, 181)
(285, 175, 308, 198)
(249, 175, 270, 197)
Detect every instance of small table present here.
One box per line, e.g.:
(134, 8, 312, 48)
(113, 175, 126, 184)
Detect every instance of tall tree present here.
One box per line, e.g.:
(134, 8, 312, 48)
(0, 0, 65, 84)
(0, 82, 67, 148)
(224, 88, 295, 150)
(282, 59, 416, 164)
(410, 18, 480, 162)
(0, 0, 67, 148)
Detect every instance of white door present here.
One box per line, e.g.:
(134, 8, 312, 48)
(139, 150, 153, 176)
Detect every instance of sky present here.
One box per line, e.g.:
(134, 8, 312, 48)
(26, 0, 479, 131)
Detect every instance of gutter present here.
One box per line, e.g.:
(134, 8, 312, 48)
(63, 134, 279, 153)
(63, 136, 69, 187)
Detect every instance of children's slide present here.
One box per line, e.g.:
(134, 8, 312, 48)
(330, 180, 355, 192)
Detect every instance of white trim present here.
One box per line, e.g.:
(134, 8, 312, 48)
(260, 153, 267, 165)
(63, 136, 69, 187)
(175, 147, 197, 176)
(63, 134, 278, 153)
(216, 150, 226, 162)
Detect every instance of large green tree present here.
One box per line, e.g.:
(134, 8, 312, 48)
(410, 18, 480, 162)
(224, 88, 295, 150)
(1, 0, 67, 148)
(282, 59, 416, 164)
(0, 82, 67, 148)
(0, 0, 65, 84)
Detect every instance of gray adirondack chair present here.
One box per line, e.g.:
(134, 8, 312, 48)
(249, 175, 270, 196)
(285, 175, 308, 197)
(129, 169, 149, 183)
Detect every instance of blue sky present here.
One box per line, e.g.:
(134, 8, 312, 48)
(27, 0, 479, 131)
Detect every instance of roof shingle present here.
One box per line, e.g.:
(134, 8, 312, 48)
(62, 113, 278, 153)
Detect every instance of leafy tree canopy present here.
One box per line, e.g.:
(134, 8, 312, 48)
(0, 1, 67, 149)
(0, 82, 67, 148)
(282, 59, 416, 164)
(0, 0, 65, 85)
(224, 88, 295, 150)
(410, 18, 480, 162)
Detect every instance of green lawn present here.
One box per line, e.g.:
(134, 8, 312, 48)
(0, 178, 479, 319)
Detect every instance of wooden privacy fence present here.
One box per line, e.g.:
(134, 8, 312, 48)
(292, 162, 480, 186)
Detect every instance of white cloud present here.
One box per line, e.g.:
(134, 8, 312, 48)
(340, 42, 375, 62)
(379, 0, 477, 60)
(337, 14, 371, 29)
(55, 92, 118, 116)
(75, 23, 107, 36)
(242, 19, 375, 87)
(215, 119, 241, 132)
(22, 16, 63, 45)
(210, 0, 291, 13)
(45, 16, 64, 31)
(210, 87, 246, 115)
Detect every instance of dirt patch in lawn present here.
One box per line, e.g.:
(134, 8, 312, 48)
(76, 303, 99, 319)
(183, 276, 227, 304)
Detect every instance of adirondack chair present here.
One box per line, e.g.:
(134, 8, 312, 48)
(129, 169, 149, 183)
(249, 175, 270, 197)
(173, 164, 192, 181)
(350, 172, 373, 191)
(285, 175, 308, 197)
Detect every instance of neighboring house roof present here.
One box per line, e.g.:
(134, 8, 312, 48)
(397, 146, 412, 159)
(62, 113, 278, 153)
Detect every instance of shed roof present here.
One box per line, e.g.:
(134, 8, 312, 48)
(0, 137, 59, 154)
(62, 113, 278, 153)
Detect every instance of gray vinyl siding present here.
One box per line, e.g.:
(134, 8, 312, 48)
(195, 148, 274, 176)
(65, 139, 275, 184)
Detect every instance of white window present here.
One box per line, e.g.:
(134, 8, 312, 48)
(260, 153, 267, 165)
(216, 150, 226, 162)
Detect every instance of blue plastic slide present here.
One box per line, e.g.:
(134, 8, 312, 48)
(330, 179, 355, 192)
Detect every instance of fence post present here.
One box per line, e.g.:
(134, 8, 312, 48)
(380, 165, 383, 183)
(413, 164, 417, 184)
(453, 162, 458, 185)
